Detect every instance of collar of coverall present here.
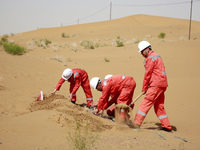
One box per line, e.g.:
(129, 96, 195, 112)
(146, 49, 154, 57)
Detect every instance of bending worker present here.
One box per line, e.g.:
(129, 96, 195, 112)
(90, 74, 136, 119)
(92, 74, 113, 108)
(133, 41, 172, 132)
(51, 68, 94, 107)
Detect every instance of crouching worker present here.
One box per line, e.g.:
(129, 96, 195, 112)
(90, 75, 136, 120)
(51, 68, 94, 107)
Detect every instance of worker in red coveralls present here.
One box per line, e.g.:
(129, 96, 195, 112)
(51, 68, 94, 108)
(92, 74, 114, 115)
(133, 41, 172, 132)
(90, 75, 136, 119)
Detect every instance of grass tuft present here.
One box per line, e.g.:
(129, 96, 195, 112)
(116, 36, 124, 47)
(67, 118, 99, 150)
(80, 40, 94, 49)
(104, 57, 110, 62)
(62, 33, 69, 38)
(158, 32, 166, 39)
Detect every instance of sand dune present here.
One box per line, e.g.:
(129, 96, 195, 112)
(0, 14, 200, 150)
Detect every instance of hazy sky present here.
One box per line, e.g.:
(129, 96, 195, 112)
(0, 0, 200, 36)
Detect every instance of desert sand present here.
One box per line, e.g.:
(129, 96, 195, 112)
(0, 14, 200, 150)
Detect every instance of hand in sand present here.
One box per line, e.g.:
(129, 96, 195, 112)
(69, 93, 72, 100)
(92, 109, 103, 116)
(51, 89, 57, 94)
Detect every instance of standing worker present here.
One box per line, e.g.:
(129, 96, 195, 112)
(90, 75, 136, 119)
(51, 68, 94, 107)
(133, 41, 172, 132)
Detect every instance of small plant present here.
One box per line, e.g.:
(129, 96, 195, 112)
(3, 42, 26, 55)
(80, 40, 94, 49)
(158, 32, 166, 39)
(95, 43, 100, 48)
(62, 33, 69, 38)
(34, 39, 51, 47)
(116, 36, 124, 47)
(90, 45, 94, 49)
(44, 39, 51, 46)
(67, 118, 99, 150)
(1, 36, 8, 43)
(104, 57, 110, 62)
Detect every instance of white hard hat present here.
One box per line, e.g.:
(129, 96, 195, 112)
(104, 74, 113, 79)
(62, 68, 73, 80)
(90, 77, 100, 89)
(138, 41, 151, 53)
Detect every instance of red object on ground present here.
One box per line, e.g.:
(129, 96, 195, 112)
(36, 91, 43, 101)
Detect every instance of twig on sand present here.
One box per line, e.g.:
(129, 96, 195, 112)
(154, 132, 167, 140)
(175, 136, 189, 142)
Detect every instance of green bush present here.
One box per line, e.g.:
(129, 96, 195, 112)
(158, 32, 166, 39)
(104, 57, 110, 62)
(1, 37, 8, 43)
(3, 42, 26, 55)
(0, 36, 26, 55)
(116, 36, 124, 47)
(44, 39, 51, 46)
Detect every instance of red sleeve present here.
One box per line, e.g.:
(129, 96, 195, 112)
(96, 96, 115, 110)
(55, 78, 65, 90)
(142, 58, 154, 92)
(97, 84, 110, 110)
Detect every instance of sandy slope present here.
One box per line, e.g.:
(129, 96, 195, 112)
(0, 15, 200, 150)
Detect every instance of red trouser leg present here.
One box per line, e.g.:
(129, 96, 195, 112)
(81, 80, 94, 106)
(71, 94, 76, 102)
(134, 97, 153, 125)
(134, 87, 171, 130)
(116, 79, 136, 119)
(154, 88, 171, 130)
(70, 84, 76, 102)
(107, 98, 117, 117)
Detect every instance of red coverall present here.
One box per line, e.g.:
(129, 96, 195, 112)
(134, 50, 171, 130)
(97, 75, 136, 117)
(55, 68, 93, 106)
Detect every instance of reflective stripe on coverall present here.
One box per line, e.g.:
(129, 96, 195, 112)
(55, 68, 93, 106)
(97, 75, 136, 118)
(134, 50, 171, 130)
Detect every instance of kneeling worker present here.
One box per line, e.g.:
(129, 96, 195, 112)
(90, 75, 136, 119)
